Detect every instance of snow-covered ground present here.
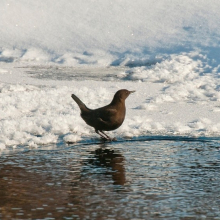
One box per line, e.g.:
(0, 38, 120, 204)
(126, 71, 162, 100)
(1, 0, 220, 150)
(1, 0, 220, 66)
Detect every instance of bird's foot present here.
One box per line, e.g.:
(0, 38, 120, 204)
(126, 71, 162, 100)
(96, 130, 117, 142)
(100, 136, 109, 142)
(100, 137, 117, 142)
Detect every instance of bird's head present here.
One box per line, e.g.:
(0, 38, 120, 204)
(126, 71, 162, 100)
(113, 89, 135, 101)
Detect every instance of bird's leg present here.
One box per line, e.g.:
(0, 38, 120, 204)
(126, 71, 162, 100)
(100, 131, 111, 140)
(100, 131, 117, 141)
(95, 130, 108, 141)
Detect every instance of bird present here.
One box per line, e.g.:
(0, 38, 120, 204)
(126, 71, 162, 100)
(71, 89, 135, 141)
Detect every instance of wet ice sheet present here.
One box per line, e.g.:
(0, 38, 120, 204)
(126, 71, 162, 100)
(1, 140, 220, 219)
(23, 66, 129, 81)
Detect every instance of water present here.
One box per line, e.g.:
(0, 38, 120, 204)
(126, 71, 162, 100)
(1, 140, 220, 219)
(23, 66, 129, 81)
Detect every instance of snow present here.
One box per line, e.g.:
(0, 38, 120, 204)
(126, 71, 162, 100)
(1, 62, 220, 149)
(1, 0, 220, 66)
(1, 0, 220, 150)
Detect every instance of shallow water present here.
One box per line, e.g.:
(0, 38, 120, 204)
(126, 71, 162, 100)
(24, 66, 129, 81)
(1, 140, 220, 219)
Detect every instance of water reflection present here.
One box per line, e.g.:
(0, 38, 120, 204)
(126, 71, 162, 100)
(0, 144, 128, 219)
(85, 146, 126, 185)
(0, 165, 70, 219)
(0, 141, 220, 219)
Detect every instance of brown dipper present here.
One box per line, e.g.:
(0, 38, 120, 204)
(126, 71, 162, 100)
(71, 89, 135, 141)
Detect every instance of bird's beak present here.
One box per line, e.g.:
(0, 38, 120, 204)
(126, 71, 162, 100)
(129, 90, 135, 94)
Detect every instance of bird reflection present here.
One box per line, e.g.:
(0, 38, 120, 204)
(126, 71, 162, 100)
(86, 146, 126, 185)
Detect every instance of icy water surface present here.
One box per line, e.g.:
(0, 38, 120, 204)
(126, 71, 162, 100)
(23, 66, 129, 81)
(1, 140, 220, 219)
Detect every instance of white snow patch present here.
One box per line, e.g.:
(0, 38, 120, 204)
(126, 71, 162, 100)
(1, 1, 220, 150)
(0, 143, 6, 150)
(63, 134, 82, 143)
(0, 1, 220, 66)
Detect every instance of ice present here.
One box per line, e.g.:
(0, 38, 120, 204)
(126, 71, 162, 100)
(1, 72, 220, 149)
(1, 51, 220, 149)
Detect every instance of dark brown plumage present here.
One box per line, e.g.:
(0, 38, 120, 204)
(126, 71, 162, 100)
(71, 89, 135, 141)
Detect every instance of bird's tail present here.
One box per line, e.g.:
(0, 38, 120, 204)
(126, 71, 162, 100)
(71, 94, 89, 112)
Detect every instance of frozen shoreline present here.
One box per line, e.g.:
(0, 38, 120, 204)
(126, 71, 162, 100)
(1, 53, 220, 150)
(1, 1, 220, 150)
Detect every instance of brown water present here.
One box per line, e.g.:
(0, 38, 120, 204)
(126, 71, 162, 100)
(1, 140, 220, 219)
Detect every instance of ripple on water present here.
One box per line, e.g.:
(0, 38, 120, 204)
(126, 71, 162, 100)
(0, 140, 220, 219)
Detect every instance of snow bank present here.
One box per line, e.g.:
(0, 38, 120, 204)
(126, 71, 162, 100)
(1, 0, 220, 66)
(125, 52, 220, 103)
(1, 1, 220, 149)
(1, 51, 220, 149)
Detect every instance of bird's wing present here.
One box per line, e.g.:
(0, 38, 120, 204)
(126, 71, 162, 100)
(95, 108, 117, 122)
